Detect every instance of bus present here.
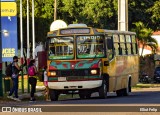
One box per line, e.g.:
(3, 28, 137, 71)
(46, 24, 139, 101)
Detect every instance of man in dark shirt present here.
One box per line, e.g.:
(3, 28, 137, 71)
(7, 56, 21, 101)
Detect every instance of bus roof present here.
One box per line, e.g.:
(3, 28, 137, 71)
(47, 27, 136, 37)
(103, 29, 136, 35)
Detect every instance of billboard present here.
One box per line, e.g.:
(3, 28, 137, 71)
(1, 2, 17, 62)
(1, 2, 17, 16)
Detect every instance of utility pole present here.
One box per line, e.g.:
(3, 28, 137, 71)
(27, 0, 30, 64)
(32, 0, 35, 59)
(118, 0, 128, 31)
(54, 0, 57, 21)
(20, 0, 24, 93)
(27, 0, 30, 93)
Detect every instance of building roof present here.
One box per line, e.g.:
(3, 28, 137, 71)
(152, 31, 160, 35)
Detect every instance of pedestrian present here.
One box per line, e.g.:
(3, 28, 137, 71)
(43, 66, 50, 101)
(28, 59, 37, 102)
(7, 56, 21, 101)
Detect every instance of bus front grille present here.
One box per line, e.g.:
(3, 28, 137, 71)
(56, 69, 100, 77)
(59, 69, 89, 77)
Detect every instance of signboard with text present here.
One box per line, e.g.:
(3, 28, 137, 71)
(1, 2, 17, 16)
(1, 2, 17, 62)
(0, 0, 16, 1)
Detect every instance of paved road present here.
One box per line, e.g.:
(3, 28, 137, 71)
(0, 87, 160, 106)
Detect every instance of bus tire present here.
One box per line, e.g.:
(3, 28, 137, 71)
(98, 80, 107, 99)
(49, 89, 59, 101)
(123, 78, 131, 96)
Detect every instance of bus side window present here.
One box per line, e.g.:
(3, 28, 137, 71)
(119, 44, 123, 55)
(125, 35, 132, 55)
(119, 34, 127, 55)
(114, 43, 119, 56)
(132, 43, 137, 54)
(127, 43, 132, 55)
(106, 36, 114, 60)
(131, 35, 138, 54)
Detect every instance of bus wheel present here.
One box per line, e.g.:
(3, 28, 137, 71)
(98, 80, 107, 99)
(49, 89, 59, 101)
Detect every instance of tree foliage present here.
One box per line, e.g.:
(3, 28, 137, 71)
(16, 0, 160, 46)
(147, 0, 160, 30)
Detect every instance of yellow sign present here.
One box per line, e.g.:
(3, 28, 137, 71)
(1, 2, 17, 16)
(2, 48, 15, 57)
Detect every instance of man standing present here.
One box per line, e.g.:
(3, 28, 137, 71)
(7, 56, 21, 101)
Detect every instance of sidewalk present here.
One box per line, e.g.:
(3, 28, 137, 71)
(19, 86, 45, 100)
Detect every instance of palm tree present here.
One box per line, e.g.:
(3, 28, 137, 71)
(147, 38, 158, 54)
(133, 21, 158, 56)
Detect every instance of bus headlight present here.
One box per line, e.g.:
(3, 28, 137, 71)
(91, 69, 97, 75)
(50, 71, 56, 76)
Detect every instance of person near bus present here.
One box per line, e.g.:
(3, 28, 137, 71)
(7, 56, 21, 101)
(43, 66, 50, 101)
(28, 59, 37, 102)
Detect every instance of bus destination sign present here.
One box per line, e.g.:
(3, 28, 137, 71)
(60, 28, 90, 35)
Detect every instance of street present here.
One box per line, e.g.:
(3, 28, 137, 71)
(0, 87, 160, 112)
(0, 87, 160, 106)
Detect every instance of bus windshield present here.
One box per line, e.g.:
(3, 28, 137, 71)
(49, 36, 74, 60)
(76, 35, 105, 58)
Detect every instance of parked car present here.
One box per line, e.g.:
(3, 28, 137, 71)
(139, 72, 150, 83)
(154, 67, 160, 83)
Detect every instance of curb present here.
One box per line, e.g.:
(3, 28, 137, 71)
(19, 86, 45, 100)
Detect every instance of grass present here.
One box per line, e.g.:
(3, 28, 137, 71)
(3, 75, 44, 95)
(18, 75, 44, 90)
(132, 83, 160, 89)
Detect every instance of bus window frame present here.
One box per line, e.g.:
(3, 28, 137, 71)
(48, 36, 75, 60)
(113, 34, 122, 56)
(125, 35, 132, 55)
(105, 34, 114, 60)
(75, 35, 107, 59)
(131, 35, 138, 55)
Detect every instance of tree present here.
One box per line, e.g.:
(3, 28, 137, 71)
(128, 0, 156, 30)
(147, 0, 160, 30)
(60, 0, 118, 29)
(16, 0, 54, 47)
(15, 0, 160, 46)
(133, 22, 158, 56)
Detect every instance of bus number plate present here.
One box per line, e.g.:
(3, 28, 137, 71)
(58, 77, 66, 81)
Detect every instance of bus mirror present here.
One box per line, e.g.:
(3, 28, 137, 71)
(107, 39, 113, 50)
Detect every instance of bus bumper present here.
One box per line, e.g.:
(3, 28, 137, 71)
(48, 80, 103, 90)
